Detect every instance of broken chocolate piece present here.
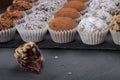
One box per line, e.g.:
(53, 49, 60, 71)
(14, 42, 44, 73)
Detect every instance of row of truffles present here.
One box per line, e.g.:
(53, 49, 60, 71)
(0, 0, 67, 43)
(76, 0, 120, 45)
(0, 0, 120, 45)
(14, 42, 44, 73)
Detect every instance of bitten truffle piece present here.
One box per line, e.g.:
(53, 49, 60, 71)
(15, 0, 38, 3)
(9, 1, 32, 11)
(63, 1, 86, 12)
(1, 10, 25, 21)
(55, 8, 80, 19)
(14, 42, 44, 73)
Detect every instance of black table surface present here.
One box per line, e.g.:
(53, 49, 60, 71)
(0, 48, 120, 80)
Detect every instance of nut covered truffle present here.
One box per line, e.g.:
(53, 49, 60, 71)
(0, 18, 15, 30)
(9, 1, 32, 11)
(109, 15, 120, 32)
(14, 42, 44, 73)
(49, 17, 78, 31)
(15, 0, 38, 3)
(1, 10, 25, 21)
(63, 1, 87, 12)
(55, 8, 80, 19)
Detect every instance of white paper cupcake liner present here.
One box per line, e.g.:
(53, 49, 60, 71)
(110, 30, 120, 45)
(16, 24, 48, 42)
(48, 28, 77, 43)
(0, 27, 16, 43)
(78, 30, 108, 45)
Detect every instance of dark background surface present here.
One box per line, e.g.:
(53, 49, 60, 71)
(1, 48, 120, 80)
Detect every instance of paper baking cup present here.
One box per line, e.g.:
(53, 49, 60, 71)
(48, 28, 77, 43)
(110, 30, 120, 45)
(78, 30, 108, 45)
(16, 24, 48, 42)
(0, 27, 16, 43)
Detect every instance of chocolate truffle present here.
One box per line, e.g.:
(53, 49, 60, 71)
(55, 8, 80, 19)
(15, 0, 38, 3)
(0, 18, 15, 30)
(1, 10, 25, 21)
(49, 17, 77, 31)
(9, 1, 32, 11)
(63, 1, 87, 12)
(35, 1, 57, 14)
(14, 42, 44, 73)
(25, 11, 53, 23)
(109, 15, 120, 32)
(88, 0, 117, 14)
(83, 9, 113, 23)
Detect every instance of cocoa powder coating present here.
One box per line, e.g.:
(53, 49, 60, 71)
(55, 8, 80, 19)
(49, 17, 78, 31)
(63, 1, 87, 12)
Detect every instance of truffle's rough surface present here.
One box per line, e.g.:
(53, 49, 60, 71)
(18, 20, 47, 30)
(109, 15, 120, 32)
(1, 10, 25, 21)
(63, 1, 86, 11)
(25, 11, 52, 23)
(49, 17, 77, 31)
(78, 16, 108, 33)
(35, 1, 57, 13)
(0, 18, 15, 30)
(9, 1, 32, 11)
(115, 5, 120, 16)
(14, 42, 44, 73)
(67, 0, 89, 2)
(89, 0, 117, 14)
(55, 8, 80, 19)
(83, 9, 113, 23)
(14, 0, 38, 3)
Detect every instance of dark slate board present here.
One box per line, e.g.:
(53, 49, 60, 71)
(1, 49, 120, 80)
(0, 32, 120, 50)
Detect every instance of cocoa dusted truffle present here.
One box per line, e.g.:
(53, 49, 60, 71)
(55, 8, 80, 19)
(63, 1, 87, 12)
(8, 1, 32, 11)
(14, 42, 44, 73)
(49, 17, 77, 31)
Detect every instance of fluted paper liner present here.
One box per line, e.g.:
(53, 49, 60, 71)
(78, 30, 108, 45)
(110, 30, 120, 45)
(0, 27, 16, 43)
(48, 28, 77, 43)
(16, 24, 48, 42)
